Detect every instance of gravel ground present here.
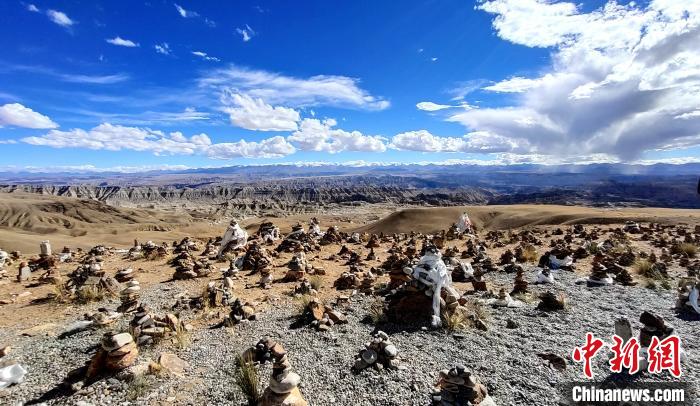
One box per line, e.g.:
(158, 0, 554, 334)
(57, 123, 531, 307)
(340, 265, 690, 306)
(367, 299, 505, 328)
(1, 264, 698, 406)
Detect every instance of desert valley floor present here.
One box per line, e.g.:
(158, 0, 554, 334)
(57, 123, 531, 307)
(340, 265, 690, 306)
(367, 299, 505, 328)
(0, 193, 699, 405)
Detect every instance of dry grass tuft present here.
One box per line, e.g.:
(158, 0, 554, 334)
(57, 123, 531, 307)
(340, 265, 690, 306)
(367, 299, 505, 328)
(441, 309, 468, 332)
(235, 354, 260, 406)
(367, 297, 386, 324)
(678, 243, 697, 258)
(173, 323, 191, 349)
(126, 375, 151, 401)
(520, 244, 538, 263)
(75, 286, 105, 304)
(50, 282, 71, 303)
(308, 275, 323, 291)
(633, 259, 654, 277)
(294, 294, 315, 316)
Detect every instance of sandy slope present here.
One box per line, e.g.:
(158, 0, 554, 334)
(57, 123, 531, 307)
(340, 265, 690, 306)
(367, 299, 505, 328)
(355, 205, 700, 234)
(1, 191, 699, 253)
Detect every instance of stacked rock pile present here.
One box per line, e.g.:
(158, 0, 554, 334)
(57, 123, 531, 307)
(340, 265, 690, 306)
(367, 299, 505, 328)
(431, 365, 496, 406)
(243, 338, 308, 406)
(352, 330, 399, 372)
(117, 280, 140, 313)
(87, 332, 138, 379)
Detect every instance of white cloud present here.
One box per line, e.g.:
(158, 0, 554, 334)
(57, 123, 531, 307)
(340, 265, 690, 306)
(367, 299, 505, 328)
(22, 123, 211, 155)
(288, 118, 386, 153)
(0, 103, 58, 129)
(483, 76, 545, 93)
(46, 9, 74, 27)
(416, 101, 475, 111)
(155, 43, 171, 55)
(27, 4, 39, 12)
(236, 25, 255, 42)
(222, 92, 300, 131)
(192, 51, 220, 62)
(106, 36, 139, 47)
(20, 123, 297, 159)
(431, 57, 438, 62)
(174, 3, 198, 18)
(199, 65, 390, 110)
(390, 130, 519, 153)
(206, 136, 295, 159)
(452, 0, 700, 160)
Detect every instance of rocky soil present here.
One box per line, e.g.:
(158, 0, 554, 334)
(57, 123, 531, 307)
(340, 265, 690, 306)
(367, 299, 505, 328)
(0, 217, 699, 405)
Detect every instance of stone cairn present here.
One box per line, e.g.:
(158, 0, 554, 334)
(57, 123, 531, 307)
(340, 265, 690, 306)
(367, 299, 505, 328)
(352, 330, 399, 372)
(587, 260, 613, 286)
(333, 271, 361, 290)
(171, 247, 214, 280)
(87, 332, 138, 379)
(129, 306, 186, 346)
(240, 242, 274, 273)
(200, 238, 218, 257)
(114, 267, 134, 283)
(257, 221, 281, 244)
(224, 298, 257, 325)
(383, 251, 412, 288)
(320, 226, 343, 246)
(283, 252, 308, 282)
(243, 338, 308, 406)
(294, 280, 316, 296)
(431, 365, 495, 406)
(277, 223, 318, 253)
(117, 280, 140, 313)
(65, 254, 121, 298)
(639, 311, 674, 348)
(676, 277, 700, 314)
(536, 291, 566, 311)
(511, 269, 528, 295)
(302, 298, 347, 332)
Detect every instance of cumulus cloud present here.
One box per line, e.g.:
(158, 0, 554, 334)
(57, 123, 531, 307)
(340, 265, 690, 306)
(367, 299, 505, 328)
(390, 130, 520, 153)
(192, 51, 220, 62)
(20, 123, 296, 159)
(154, 43, 171, 55)
(222, 92, 300, 131)
(46, 9, 74, 27)
(455, 0, 700, 160)
(288, 118, 386, 153)
(236, 25, 256, 42)
(206, 136, 295, 159)
(0, 103, 58, 129)
(199, 65, 390, 110)
(106, 36, 139, 47)
(27, 4, 39, 12)
(22, 123, 210, 155)
(483, 76, 545, 93)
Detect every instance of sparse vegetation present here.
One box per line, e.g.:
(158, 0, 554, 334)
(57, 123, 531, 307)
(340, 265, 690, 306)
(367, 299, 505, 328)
(441, 309, 468, 332)
(75, 286, 105, 304)
(294, 294, 315, 316)
(50, 282, 71, 304)
(234, 354, 260, 406)
(586, 242, 601, 255)
(308, 275, 323, 291)
(368, 297, 386, 324)
(520, 244, 538, 263)
(173, 323, 191, 349)
(126, 375, 151, 401)
(678, 243, 697, 258)
(633, 259, 653, 277)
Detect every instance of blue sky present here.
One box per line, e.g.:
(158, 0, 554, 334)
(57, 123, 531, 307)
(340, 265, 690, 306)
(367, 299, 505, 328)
(1, 0, 699, 172)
